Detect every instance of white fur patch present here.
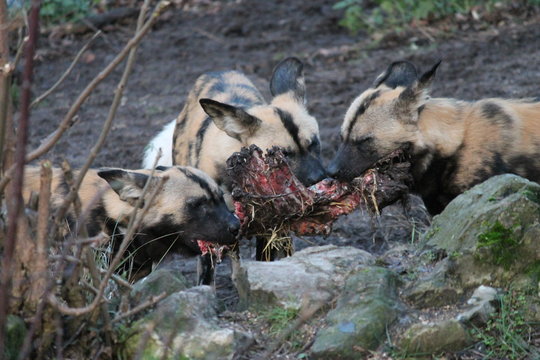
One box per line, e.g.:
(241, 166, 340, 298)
(142, 120, 175, 168)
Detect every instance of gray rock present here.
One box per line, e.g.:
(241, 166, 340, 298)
(120, 286, 253, 360)
(399, 319, 472, 355)
(130, 267, 189, 303)
(406, 175, 540, 307)
(310, 266, 402, 359)
(403, 260, 463, 308)
(233, 245, 374, 310)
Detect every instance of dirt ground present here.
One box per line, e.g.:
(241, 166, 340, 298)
(26, 0, 540, 357)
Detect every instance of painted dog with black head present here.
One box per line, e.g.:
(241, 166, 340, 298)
(329, 60, 540, 214)
(23, 165, 239, 283)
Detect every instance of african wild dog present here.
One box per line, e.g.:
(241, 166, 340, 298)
(328, 60, 540, 214)
(143, 57, 327, 192)
(23, 165, 240, 283)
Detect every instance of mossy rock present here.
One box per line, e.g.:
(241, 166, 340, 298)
(310, 266, 402, 359)
(422, 175, 540, 253)
(407, 175, 540, 307)
(119, 286, 252, 360)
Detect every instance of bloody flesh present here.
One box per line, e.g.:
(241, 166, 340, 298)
(226, 145, 412, 239)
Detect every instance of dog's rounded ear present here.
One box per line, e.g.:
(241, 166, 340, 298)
(373, 61, 418, 89)
(270, 57, 306, 103)
(98, 168, 151, 207)
(199, 98, 261, 141)
(418, 59, 441, 89)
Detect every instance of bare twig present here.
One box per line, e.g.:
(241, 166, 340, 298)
(53, 0, 152, 228)
(29, 161, 52, 305)
(0, 63, 12, 174)
(111, 292, 167, 324)
(194, 27, 226, 44)
(0, 0, 171, 193)
(108, 272, 133, 290)
(12, 35, 27, 69)
(0, 5, 20, 176)
(0, 1, 41, 357)
(31, 31, 102, 108)
(0, 0, 9, 64)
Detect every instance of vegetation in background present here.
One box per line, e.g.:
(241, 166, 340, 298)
(472, 290, 540, 359)
(8, 0, 101, 25)
(333, 0, 540, 33)
(40, 0, 100, 25)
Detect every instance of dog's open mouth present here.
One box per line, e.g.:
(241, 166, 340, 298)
(196, 240, 229, 262)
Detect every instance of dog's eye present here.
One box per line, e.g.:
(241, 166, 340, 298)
(308, 139, 320, 154)
(187, 197, 207, 208)
(281, 149, 294, 157)
(353, 136, 373, 147)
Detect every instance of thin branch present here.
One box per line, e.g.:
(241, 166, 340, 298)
(29, 160, 52, 306)
(0, 1, 41, 358)
(31, 31, 102, 108)
(111, 292, 167, 324)
(53, 0, 151, 227)
(45, 5, 167, 310)
(0, 0, 170, 193)
(12, 35, 27, 69)
(0, 63, 12, 173)
(106, 272, 133, 290)
(0, 0, 9, 64)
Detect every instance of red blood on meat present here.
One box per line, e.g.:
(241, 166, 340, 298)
(226, 145, 412, 239)
(197, 240, 228, 262)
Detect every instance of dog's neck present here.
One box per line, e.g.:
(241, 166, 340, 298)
(417, 98, 469, 158)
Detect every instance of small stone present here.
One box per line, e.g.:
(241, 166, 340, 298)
(399, 319, 472, 355)
(456, 285, 499, 325)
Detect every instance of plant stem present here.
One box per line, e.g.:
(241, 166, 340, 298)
(0, 1, 41, 358)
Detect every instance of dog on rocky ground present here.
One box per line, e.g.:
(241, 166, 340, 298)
(328, 60, 540, 214)
(23, 165, 240, 284)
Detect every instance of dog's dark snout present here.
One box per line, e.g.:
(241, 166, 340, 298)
(228, 218, 240, 236)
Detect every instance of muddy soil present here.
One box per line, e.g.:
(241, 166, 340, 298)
(26, 0, 540, 357)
